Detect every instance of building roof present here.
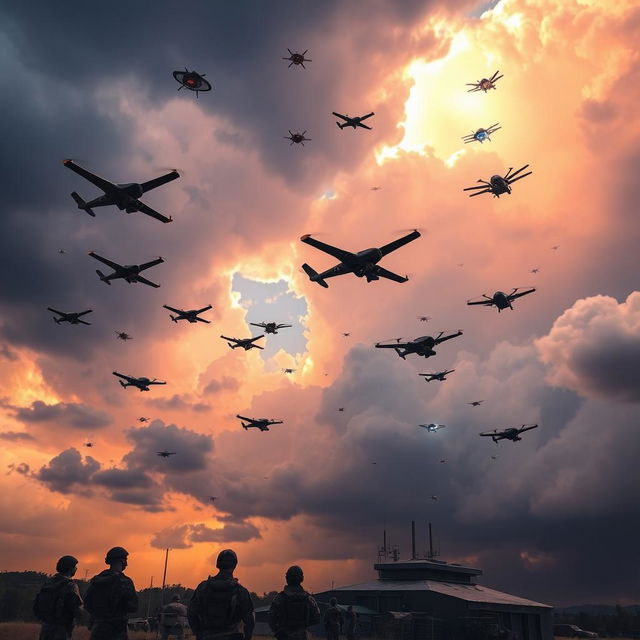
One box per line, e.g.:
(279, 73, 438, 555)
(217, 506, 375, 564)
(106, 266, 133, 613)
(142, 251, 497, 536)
(332, 580, 551, 609)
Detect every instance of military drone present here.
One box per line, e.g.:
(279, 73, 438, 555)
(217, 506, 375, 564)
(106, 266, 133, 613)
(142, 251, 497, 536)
(63, 159, 178, 223)
(112, 372, 167, 391)
(430, 495, 438, 501)
(342, 332, 351, 337)
(337, 407, 345, 412)
(371, 186, 382, 191)
(163, 304, 213, 324)
(468, 400, 484, 407)
(237, 415, 283, 431)
(333, 111, 375, 130)
(480, 424, 538, 443)
(375, 331, 462, 360)
(249, 322, 292, 335)
(172, 68, 212, 97)
(419, 423, 446, 433)
(530, 268, 540, 274)
(462, 123, 501, 144)
(282, 368, 296, 374)
(88, 252, 164, 288)
(157, 450, 177, 458)
(83, 441, 94, 448)
(48, 308, 93, 325)
(284, 130, 311, 146)
(466, 70, 503, 92)
(115, 331, 133, 341)
(300, 230, 420, 287)
(419, 370, 455, 382)
(221, 335, 264, 350)
(417, 316, 432, 322)
(467, 288, 535, 312)
(137, 417, 150, 423)
(463, 165, 532, 198)
(282, 49, 311, 68)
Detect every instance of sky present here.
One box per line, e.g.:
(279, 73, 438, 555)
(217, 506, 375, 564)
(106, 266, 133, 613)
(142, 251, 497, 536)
(0, 0, 639, 607)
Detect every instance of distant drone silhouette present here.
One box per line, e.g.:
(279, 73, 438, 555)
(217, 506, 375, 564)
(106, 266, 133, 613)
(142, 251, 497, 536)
(283, 49, 312, 68)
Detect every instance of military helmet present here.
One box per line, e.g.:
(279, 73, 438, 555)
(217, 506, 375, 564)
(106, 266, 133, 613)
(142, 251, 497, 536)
(285, 565, 304, 585)
(171, 594, 180, 602)
(56, 555, 78, 573)
(330, 597, 337, 606)
(105, 546, 129, 563)
(216, 548, 238, 569)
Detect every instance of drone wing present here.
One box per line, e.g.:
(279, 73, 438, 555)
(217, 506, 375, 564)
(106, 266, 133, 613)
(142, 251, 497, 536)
(375, 340, 409, 349)
(518, 424, 538, 433)
(332, 112, 349, 122)
(249, 335, 264, 342)
(196, 305, 213, 314)
(63, 160, 117, 194)
(479, 431, 498, 437)
(149, 380, 167, 385)
(88, 252, 122, 271)
(220, 335, 237, 343)
(300, 235, 354, 262)
(510, 287, 536, 300)
(276, 324, 292, 329)
(467, 298, 493, 306)
(140, 170, 180, 194)
(249, 322, 267, 329)
(356, 122, 372, 130)
(47, 307, 64, 316)
(112, 372, 132, 382)
(236, 415, 253, 423)
(134, 201, 172, 223)
(163, 305, 183, 315)
(378, 230, 421, 257)
(435, 330, 463, 344)
(77, 310, 93, 317)
(375, 266, 408, 283)
(139, 257, 164, 271)
(136, 276, 160, 288)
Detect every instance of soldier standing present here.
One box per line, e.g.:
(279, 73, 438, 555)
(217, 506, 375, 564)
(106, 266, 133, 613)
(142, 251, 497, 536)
(84, 546, 138, 640)
(158, 594, 188, 640)
(323, 598, 343, 640)
(188, 549, 255, 640)
(33, 555, 83, 640)
(344, 606, 357, 640)
(268, 565, 320, 640)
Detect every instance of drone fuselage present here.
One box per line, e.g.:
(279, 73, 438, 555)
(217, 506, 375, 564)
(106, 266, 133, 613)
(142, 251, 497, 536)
(490, 176, 511, 196)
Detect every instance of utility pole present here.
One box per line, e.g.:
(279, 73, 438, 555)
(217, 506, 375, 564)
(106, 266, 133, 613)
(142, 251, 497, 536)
(145, 576, 154, 619)
(161, 549, 169, 607)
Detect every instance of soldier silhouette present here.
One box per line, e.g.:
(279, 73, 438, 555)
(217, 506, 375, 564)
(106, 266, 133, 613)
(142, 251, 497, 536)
(268, 565, 320, 640)
(188, 549, 255, 640)
(84, 546, 138, 640)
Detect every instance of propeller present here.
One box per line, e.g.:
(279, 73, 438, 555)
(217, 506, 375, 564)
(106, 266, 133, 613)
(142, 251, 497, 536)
(155, 165, 184, 176)
(392, 227, 425, 234)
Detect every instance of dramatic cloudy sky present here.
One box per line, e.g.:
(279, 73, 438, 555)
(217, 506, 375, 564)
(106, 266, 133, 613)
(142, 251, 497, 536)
(1, 0, 639, 607)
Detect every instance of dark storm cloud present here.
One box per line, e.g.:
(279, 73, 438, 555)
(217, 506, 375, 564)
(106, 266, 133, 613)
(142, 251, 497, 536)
(35, 448, 100, 494)
(537, 293, 640, 402)
(146, 394, 211, 413)
(7, 400, 111, 430)
(150, 520, 260, 550)
(0, 345, 18, 361)
(0, 431, 36, 442)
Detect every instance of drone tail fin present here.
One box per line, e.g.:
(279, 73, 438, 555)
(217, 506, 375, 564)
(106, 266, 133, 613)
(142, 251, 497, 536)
(119, 380, 127, 388)
(394, 348, 406, 360)
(96, 270, 111, 285)
(71, 192, 96, 217)
(170, 315, 178, 323)
(302, 263, 328, 288)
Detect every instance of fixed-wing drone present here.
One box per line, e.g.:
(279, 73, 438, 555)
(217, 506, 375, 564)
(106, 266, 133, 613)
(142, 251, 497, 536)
(300, 230, 420, 288)
(137, 417, 149, 423)
(172, 68, 212, 97)
(157, 450, 177, 458)
(284, 130, 311, 146)
(342, 332, 351, 337)
(282, 49, 311, 68)
(48, 308, 93, 325)
(468, 400, 484, 407)
(463, 165, 532, 198)
(249, 322, 291, 335)
(466, 70, 503, 92)
(88, 252, 164, 288)
(530, 268, 540, 274)
(221, 335, 264, 350)
(63, 159, 178, 223)
(83, 441, 94, 448)
(430, 495, 438, 501)
(467, 287, 536, 312)
(419, 370, 455, 382)
(115, 331, 133, 341)
(375, 330, 463, 360)
(371, 186, 382, 191)
(462, 123, 501, 144)
(480, 424, 539, 443)
(419, 423, 447, 433)
(417, 315, 432, 322)
(337, 407, 345, 412)
(112, 372, 167, 392)
(333, 111, 375, 130)
(282, 368, 296, 374)
(237, 415, 283, 431)
(163, 304, 213, 323)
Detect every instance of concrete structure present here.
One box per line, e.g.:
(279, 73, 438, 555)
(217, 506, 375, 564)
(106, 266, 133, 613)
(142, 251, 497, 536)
(314, 559, 553, 640)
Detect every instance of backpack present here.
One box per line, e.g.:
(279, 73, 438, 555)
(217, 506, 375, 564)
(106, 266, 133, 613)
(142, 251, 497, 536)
(84, 573, 123, 620)
(281, 591, 311, 628)
(200, 578, 240, 630)
(33, 579, 68, 624)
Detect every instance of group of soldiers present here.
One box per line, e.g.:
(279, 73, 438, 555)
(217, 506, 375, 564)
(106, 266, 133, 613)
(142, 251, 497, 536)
(33, 547, 358, 640)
